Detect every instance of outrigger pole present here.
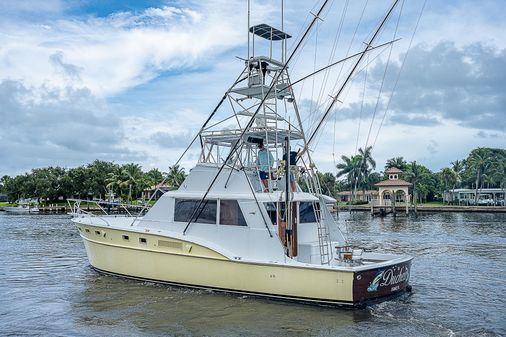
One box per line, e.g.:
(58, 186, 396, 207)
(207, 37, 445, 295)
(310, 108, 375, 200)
(183, 0, 331, 235)
(284, 38, 400, 90)
(303, 0, 401, 153)
(131, 70, 246, 221)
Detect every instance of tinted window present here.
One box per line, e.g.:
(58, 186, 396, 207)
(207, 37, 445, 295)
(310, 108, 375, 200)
(174, 199, 217, 224)
(299, 202, 319, 223)
(264, 202, 277, 225)
(220, 200, 247, 226)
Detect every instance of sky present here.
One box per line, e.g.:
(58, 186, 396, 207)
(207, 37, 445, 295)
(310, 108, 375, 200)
(0, 0, 505, 176)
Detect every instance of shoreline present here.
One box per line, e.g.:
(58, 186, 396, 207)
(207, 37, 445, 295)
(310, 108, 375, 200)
(335, 205, 506, 213)
(2, 204, 506, 215)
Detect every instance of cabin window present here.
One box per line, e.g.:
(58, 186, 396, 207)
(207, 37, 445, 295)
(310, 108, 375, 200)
(139, 238, 147, 244)
(220, 200, 247, 226)
(122, 235, 129, 241)
(174, 199, 217, 224)
(299, 202, 319, 223)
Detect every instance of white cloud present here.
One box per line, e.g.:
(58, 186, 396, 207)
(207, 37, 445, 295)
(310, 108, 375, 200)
(313, 118, 505, 174)
(0, 1, 275, 96)
(0, 79, 145, 175)
(0, 0, 505, 176)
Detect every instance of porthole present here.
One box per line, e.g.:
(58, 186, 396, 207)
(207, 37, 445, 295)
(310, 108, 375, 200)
(85, 228, 90, 233)
(95, 230, 101, 235)
(122, 235, 129, 241)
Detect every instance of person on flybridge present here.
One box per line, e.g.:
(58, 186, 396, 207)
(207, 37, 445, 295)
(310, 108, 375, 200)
(256, 141, 274, 192)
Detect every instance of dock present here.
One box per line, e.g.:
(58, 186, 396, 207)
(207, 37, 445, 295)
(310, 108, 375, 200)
(335, 204, 506, 214)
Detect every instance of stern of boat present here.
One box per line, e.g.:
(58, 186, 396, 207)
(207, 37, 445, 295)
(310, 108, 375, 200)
(352, 257, 412, 305)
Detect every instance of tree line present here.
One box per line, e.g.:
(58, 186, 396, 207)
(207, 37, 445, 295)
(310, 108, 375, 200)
(1, 147, 504, 204)
(319, 147, 506, 204)
(0, 160, 186, 203)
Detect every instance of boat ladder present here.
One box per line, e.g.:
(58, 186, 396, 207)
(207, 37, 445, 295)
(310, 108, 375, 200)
(313, 200, 331, 265)
(301, 169, 332, 265)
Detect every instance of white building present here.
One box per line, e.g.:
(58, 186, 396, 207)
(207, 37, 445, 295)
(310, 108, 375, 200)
(443, 188, 505, 206)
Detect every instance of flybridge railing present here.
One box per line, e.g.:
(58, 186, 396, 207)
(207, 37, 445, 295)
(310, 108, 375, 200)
(67, 199, 150, 217)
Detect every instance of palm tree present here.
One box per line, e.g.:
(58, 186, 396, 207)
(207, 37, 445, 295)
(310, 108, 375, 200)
(357, 146, 376, 198)
(166, 165, 186, 190)
(440, 167, 456, 204)
(385, 157, 407, 171)
(405, 161, 422, 213)
(121, 163, 145, 201)
(450, 159, 464, 203)
(0, 175, 11, 193)
(467, 148, 491, 203)
(105, 168, 124, 201)
(145, 168, 164, 187)
(494, 160, 506, 190)
(451, 160, 464, 185)
(336, 155, 361, 203)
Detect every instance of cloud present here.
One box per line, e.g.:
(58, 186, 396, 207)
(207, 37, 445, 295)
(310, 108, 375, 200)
(426, 139, 438, 155)
(476, 130, 500, 139)
(149, 131, 193, 149)
(49, 51, 82, 81)
(384, 41, 506, 131)
(0, 1, 275, 96)
(1, 0, 505, 177)
(0, 79, 145, 174)
(321, 41, 506, 133)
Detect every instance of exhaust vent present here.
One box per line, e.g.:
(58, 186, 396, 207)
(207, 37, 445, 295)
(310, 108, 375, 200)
(158, 240, 182, 250)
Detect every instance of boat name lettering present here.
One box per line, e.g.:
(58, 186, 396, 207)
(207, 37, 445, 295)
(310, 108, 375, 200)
(380, 265, 409, 287)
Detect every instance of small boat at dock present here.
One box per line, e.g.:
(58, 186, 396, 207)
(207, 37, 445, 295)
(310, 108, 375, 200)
(1, 204, 39, 214)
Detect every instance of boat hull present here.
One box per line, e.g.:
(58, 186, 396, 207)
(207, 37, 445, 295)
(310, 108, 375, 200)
(1, 206, 39, 214)
(77, 224, 412, 307)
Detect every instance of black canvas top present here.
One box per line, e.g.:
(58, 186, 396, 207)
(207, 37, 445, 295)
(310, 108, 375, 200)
(249, 24, 291, 41)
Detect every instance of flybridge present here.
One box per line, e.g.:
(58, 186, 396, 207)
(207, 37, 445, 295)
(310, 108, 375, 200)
(198, 18, 304, 171)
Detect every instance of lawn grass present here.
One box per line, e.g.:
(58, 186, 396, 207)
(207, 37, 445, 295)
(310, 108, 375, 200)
(418, 201, 446, 207)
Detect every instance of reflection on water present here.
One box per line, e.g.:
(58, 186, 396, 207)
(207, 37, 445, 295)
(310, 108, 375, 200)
(0, 212, 505, 336)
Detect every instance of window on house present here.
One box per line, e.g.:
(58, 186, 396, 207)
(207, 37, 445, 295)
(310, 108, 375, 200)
(174, 199, 217, 224)
(219, 200, 247, 226)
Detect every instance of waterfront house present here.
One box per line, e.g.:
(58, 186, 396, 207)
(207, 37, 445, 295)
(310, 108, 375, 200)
(336, 190, 378, 203)
(443, 188, 505, 206)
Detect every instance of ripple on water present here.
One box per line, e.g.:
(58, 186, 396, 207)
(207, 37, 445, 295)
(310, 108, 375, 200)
(0, 212, 505, 336)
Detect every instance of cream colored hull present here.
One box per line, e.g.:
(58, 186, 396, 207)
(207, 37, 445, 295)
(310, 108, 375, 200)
(77, 224, 410, 306)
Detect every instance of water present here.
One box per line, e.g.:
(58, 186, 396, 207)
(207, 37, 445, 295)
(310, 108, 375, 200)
(0, 212, 504, 337)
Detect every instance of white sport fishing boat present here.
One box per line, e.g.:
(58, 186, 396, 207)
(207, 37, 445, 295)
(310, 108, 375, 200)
(2, 203, 39, 214)
(72, 0, 413, 306)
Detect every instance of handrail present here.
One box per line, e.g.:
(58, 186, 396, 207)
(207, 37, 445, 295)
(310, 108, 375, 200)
(67, 198, 149, 219)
